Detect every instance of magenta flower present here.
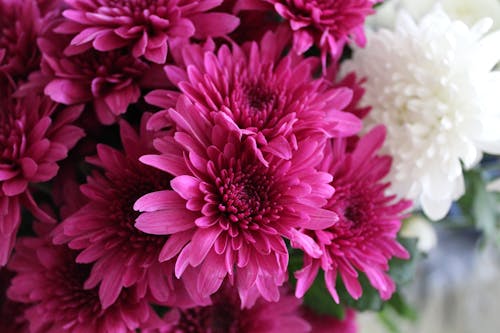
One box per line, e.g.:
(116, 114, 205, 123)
(236, 0, 376, 64)
(0, 0, 42, 89)
(56, 0, 240, 64)
(53, 115, 207, 309)
(135, 96, 337, 306)
(0, 93, 84, 266)
(148, 285, 311, 333)
(294, 126, 411, 302)
(7, 232, 160, 333)
(39, 35, 149, 125)
(151, 28, 360, 162)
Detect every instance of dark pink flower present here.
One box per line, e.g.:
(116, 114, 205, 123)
(135, 96, 337, 306)
(294, 126, 411, 303)
(0, 93, 84, 266)
(150, 29, 360, 163)
(7, 233, 160, 333)
(303, 308, 357, 333)
(56, 0, 240, 64)
(0, 268, 28, 333)
(39, 35, 149, 125)
(236, 0, 376, 65)
(149, 285, 311, 333)
(53, 115, 207, 309)
(0, 0, 42, 88)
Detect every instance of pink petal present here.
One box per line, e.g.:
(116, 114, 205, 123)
(2, 178, 28, 196)
(170, 175, 200, 200)
(197, 251, 226, 296)
(134, 190, 183, 212)
(191, 13, 240, 38)
(45, 79, 91, 105)
(135, 210, 195, 235)
(188, 227, 223, 267)
(139, 154, 188, 177)
(159, 231, 192, 262)
(292, 30, 314, 54)
(93, 31, 129, 51)
(144, 43, 168, 64)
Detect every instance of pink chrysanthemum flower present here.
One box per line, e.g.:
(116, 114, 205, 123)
(56, 0, 240, 64)
(0, 93, 84, 266)
(53, 115, 207, 309)
(0, 0, 41, 88)
(38, 35, 149, 125)
(150, 29, 360, 162)
(0, 269, 28, 333)
(135, 96, 337, 306)
(294, 126, 411, 303)
(149, 285, 311, 333)
(7, 233, 160, 333)
(236, 0, 376, 64)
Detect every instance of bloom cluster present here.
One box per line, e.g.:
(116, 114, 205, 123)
(3, 0, 499, 332)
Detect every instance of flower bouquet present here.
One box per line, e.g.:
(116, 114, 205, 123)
(1, 0, 500, 332)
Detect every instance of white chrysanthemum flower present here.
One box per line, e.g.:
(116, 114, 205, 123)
(344, 6, 500, 220)
(369, 0, 500, 30)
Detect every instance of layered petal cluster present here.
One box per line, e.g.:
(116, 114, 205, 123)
(7, 232, 159, 332)
(135, 97, 337, 306)
(295, 127, 411, 302)
(149, 285, 311, 333)
(53, 115, 204, 310)
(152, 29, 360, 162)
(236, 0, 376, 64)
(0, 93, 84, 266)
(0, 0, 42, 89)
(57, 0, 240, 64)
(40, 35, 149, 124)
(345, 7, 500, 220)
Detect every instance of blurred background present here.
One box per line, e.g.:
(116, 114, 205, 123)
(358, 226, 500, 333)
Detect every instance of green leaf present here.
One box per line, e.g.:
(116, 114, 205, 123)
(459, 169, 500, 244)
(302, 271, 346, 319)
(287, 251, 345, 318)
(386, 292, 417, 321)
(337, 273, 384, 311)
(389, 237, 419, 286)
(378, 309, 401, 333)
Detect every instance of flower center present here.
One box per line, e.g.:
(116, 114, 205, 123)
(97, 0, 172, 24)
(229, 69, 284, 130)
(245, 84, 276, 111)
(50, 256, 102, 318)
(329, 183, 375, 227)
(67, 50, 146, 97)
(216, 163, 281, 230)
